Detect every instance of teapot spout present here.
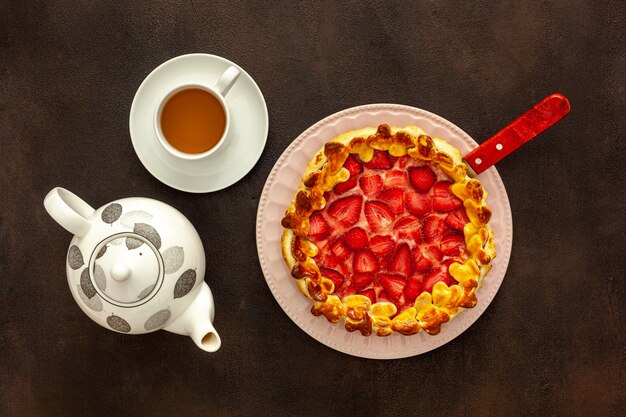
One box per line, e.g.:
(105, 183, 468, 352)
(164, 282, 221, 352)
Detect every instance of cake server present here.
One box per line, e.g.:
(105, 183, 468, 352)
(463, 93, 570, 177)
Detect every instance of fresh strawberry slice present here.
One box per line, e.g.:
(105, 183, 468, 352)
(440, 234, 466, 257)
(328, 195, 363, 227)
(363, 150, 392, 170)
(397, 155, 410, 168)
(343, 227, 368, 250)
(335, 283, 355, 299)
(445, 208, 470, 230)
(422, 268, 457, 293)
(405, 190, 431, 219)
(433, 181, 463, 212)
(369, 235, 395, 257)
(330, 239, 351, 261)
(333, 176, 357, 195)
(404, 275, 423, 302)
(359, 289, 376, 303)
(379, 256, 391, 272)
(353, 249, 379, 273)
(336, 261, 351, 278)
(319, 268, 344, 290)
(411, 248, 432, 273)
(315, 242, 337, 268)
(317, 251, 338, 268)
(409, 166, 436, 192)
(379, 273, 407, 302)
(424, 244, 444, 262)
(377, 188, 404, 214)
(390, 243, 412, 276)
(364, 200, 395, 231)
(384, 170, 408, 189)
(352, 272, 375, 291)
(359, 174, 383, 197)
(393, 216, 423, 242)
(343, 154, 363, 176)
(308, 212, 329, 240)
(423, 215, 447, 243)
(377, 289, 392, 303)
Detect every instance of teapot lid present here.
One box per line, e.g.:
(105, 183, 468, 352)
(88, 233, 164, 306)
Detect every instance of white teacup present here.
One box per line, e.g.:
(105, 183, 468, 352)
(154, 66, 241, 160)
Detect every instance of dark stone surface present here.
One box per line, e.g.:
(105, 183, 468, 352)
(1, 1, 624, 416)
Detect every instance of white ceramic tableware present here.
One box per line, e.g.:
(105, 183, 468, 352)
(44, 187, 221, 352)
(153, 66, 240, 160)
(129, 53, 269, 193)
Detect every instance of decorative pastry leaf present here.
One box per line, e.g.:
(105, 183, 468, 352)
(96, 245, 107, 259)
(125, 236, 143, 250)
(137, 284, 155, 300)
(133, 223, 161, 249)
(68, 245, 84, 269)
(120, 210, 153, 229)
(162, 246, 184, 274)
(77, 285, 102, 311)
(93, 264, 106, 291)
(80, 268, 97, 299)
(174, 269, 196, 299)
(101, 203, 122, 224)
(107, 315, 131, 333)
(144, 309, 171, 331)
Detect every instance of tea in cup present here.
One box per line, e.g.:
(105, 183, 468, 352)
(154, 66, 240, 160)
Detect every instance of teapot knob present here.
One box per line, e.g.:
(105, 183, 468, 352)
(110, 263, 131, 282)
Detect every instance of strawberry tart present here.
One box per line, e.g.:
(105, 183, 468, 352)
(281, 125, 495, 336)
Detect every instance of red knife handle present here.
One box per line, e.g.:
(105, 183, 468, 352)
(465, 93, 570, 175)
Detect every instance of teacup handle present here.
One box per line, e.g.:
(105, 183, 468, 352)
(44, 187, 94, 237)
(214, 66, 240, 97)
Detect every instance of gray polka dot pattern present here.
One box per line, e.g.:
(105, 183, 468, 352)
(77, 285, 103, 311)
(162, 246, 184, 274)
(68, 245, 84, 269)
(120, 210, 153, 229)
(101, 203, 122, 224)
(95, 245, 107, 259)
(144, 309, 171, 331)
(133, 223, 161, 249)
(80, 268, 96, 299)
(137, 284, 155, 300)
(125, 236, 143, 250)
(174, 269, 196, 299)
(93, 265, 106, 291)
(107, 315, 131, 333)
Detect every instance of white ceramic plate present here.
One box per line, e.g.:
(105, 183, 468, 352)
(129, 53, 269, 193)
(256, 104, 513, 359)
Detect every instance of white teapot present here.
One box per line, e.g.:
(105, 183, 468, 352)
(43, 187, 220, 352)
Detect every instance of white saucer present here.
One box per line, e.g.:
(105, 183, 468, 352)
(256, 104, 513, 359)
(129, 54, 269, 193)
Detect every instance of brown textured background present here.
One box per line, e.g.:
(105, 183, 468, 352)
(1, 1, 625, 416)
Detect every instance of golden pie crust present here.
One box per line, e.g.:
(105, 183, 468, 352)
(281, 124, 496, 337)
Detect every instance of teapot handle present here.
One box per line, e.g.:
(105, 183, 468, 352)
(44, 188, 94, 237)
